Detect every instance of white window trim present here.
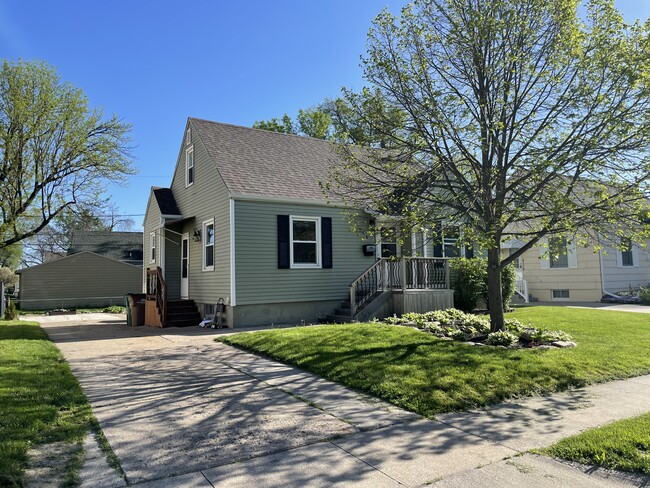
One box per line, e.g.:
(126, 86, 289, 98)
(617, 239, 638, 268)
(149, 232, 156, 263)
(541, 237, 577, 270)
(290, 215, 321, 269)
(186, 146, 194, 187)
(551, 289, 571, 301)
(186, 127, 191, 145)
(202, 218, 215, 271)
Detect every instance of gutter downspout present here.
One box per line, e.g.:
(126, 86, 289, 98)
(598, 235, 618, 299)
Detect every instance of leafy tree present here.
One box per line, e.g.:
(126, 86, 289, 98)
(320, 91, 406, 147)
(0, 266, 17, 286)
(252, 114, 296, 134)
(297, 108, 331, 139)
(0, 242, 21, 270)
(328, 0, 650, 331)
(0, 60, 134, 250)
(21, 200, 134, 266)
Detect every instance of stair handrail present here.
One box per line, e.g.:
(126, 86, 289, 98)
(349, 258, 389, 318)
(146, 267, 167, 325)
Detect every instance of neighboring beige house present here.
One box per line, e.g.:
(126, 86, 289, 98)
(509, 236, 650, 302)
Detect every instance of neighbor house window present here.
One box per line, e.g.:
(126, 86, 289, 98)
(549, 237, 568, 268)
(203, 219, 214, 271)
(552, 289, 570, 300)
(290, 216, 321, 268)
(150, 232, 156, 263)
(621, 238, 634, 266)
(186, 146, 194, 186)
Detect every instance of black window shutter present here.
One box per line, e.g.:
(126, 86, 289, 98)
(277, 215, 290, 269)
(322, 217, 332, 268)
(465, 246, 474, 259)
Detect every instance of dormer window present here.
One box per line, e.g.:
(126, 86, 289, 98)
(186, 146, 194, 187)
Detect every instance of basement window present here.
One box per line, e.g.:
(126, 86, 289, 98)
(552, 289, 570, 300)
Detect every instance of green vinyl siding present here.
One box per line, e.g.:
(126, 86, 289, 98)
(234, 200, 375, 305)
(168, 121, 231, 304)
(18, 252, 142, 310)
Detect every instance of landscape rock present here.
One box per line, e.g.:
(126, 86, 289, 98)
(552, 341, 577, 348)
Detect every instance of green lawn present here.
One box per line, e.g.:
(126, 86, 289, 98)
(219, 307, 650, 417)
(0, 320, 94, 487)
(542, 413, 650, 474)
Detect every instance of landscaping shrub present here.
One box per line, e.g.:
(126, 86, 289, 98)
(4, 299, 18, 320)
(486, 330, 518, 346)
(450, 258, 517, 311)
(379, 308, 572, 349)
(450, 258, 485, 311)
(640, 286, 650, 305)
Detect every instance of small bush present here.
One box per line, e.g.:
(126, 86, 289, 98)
(450, 258, 517, 311)
(450, 258, 485, 311)
(640, 287, 650, 305)
(4, 299, 18, 320)
(461, 314, 490, 335)
(422, 322, 444, 334)
(486, 330, 518, 346)
(102, 305, 125, 314)
(449, 328, 473, 341)
(504, 318, 525, 334)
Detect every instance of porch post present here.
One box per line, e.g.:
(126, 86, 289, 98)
(444, 259, 450, 289)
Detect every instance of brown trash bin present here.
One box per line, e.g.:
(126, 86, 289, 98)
(135, 299, 145, 326)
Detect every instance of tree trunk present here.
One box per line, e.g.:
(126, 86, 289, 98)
(487, 247, 505, 332)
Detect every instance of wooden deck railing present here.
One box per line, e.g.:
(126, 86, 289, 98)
(349, 257, 449, 317)
(146, 267, 167, 325)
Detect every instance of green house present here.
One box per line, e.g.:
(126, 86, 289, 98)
(143, 118, 453, 328)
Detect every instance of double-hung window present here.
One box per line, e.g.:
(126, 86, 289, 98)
(549, 237, 569, 268)
(150, 232, 156, 263)
(290, 216, 321, 268)
(620, 238, 634, 267)
(203, 219, 214, 271)
(186, 146, 194, 187)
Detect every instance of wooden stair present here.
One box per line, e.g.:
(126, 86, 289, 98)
(165, 299, 201, 327)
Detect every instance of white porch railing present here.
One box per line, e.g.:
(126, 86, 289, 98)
(515, 269, 529, 303)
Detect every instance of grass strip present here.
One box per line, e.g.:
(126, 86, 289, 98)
(219, 307, 650, 417)
(0, 320, 94, 487)
(541, 412, 650, 474)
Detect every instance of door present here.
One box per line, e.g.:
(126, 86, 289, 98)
(181, 234, 189, 299)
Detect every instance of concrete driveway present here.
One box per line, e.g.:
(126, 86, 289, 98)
(38, 314, 650, 487)
(41, 316, 418, 485)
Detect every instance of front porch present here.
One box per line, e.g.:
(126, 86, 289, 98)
(327, 257, 455, 323)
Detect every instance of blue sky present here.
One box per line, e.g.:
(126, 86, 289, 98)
(2, 0, 650, 230)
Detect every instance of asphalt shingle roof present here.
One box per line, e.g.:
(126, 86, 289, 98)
(189, 118, 342, 202)
(153, 187, 182, 215)
(68, 231, 143, 264)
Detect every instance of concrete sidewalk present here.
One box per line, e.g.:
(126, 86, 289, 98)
(41, 319, 650, 487)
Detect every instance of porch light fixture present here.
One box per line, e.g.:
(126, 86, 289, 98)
(192, 227, 201, 242)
